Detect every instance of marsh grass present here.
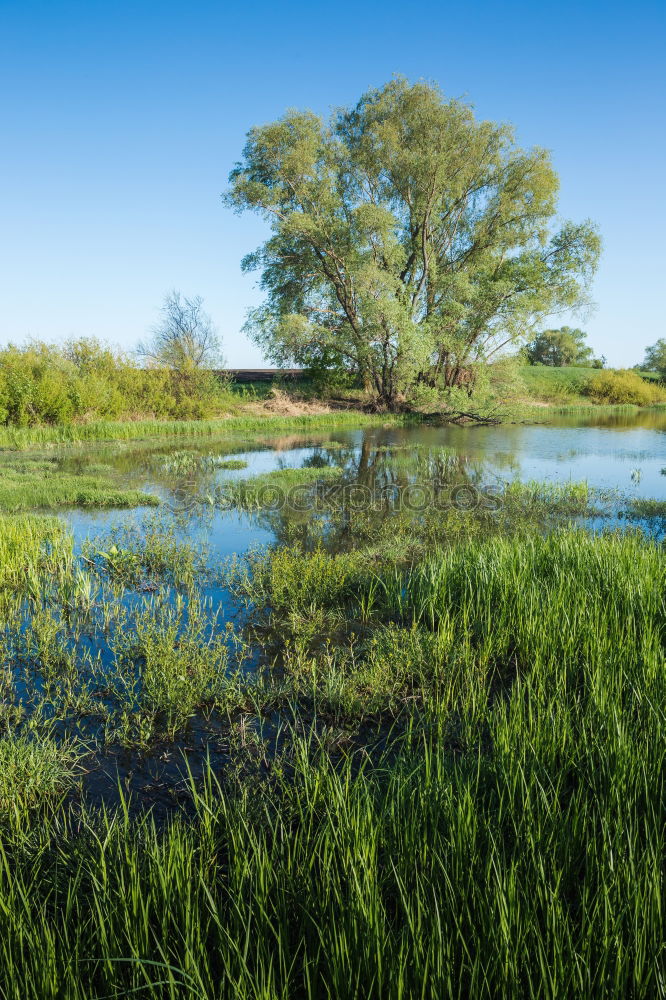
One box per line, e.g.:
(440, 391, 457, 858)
(158, 450, 249, 475)
(0, 513, 74, 605)
(221, 464, 343, 511)
(0, 732, 83, 818)
(106, 599, 234, 742)
(0, 703, 662, 998)
(234, 528, 665, 722)
(0, 412, 403, 450)
(0, 437, 663, 998)
(83, 514, 211, 590)
(0, 455, 159, 511)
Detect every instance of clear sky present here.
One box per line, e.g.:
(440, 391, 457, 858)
(1, 0, 664, 367)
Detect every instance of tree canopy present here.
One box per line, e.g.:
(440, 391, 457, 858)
(227, 78, 601, 409)
(642, 339, 666, 376)
(526, 326, 598, 367)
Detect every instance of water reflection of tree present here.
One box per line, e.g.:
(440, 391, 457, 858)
(242, 428, 519, 552)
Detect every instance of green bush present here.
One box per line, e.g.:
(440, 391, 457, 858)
(0, 338, 237, 426)
(582, 369, 666, 406)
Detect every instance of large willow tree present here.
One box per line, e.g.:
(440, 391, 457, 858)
(227, 78, 601, 410)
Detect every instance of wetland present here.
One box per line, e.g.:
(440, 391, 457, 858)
(0, 410, 664, 999)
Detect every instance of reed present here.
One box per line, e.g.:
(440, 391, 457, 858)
(0, 513, 74, 601)
(0, 699, 662, 998)
(0, 412, 406, 451)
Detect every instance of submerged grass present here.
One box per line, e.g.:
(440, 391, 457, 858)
(0, 456, 159, 512)
(82, 515, 210, 590)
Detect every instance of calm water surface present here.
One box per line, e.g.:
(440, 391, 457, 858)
(62, 410, 666, 553)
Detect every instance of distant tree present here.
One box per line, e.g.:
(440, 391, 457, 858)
(642, 339, 666, 376)
(227, 77, 600, 410)
(525, 327, 596, 367)
(138, 292, 223, 374)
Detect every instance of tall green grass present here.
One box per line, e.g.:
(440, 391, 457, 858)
(0, 513, 74, 600)
(0, 496, 663, 996)
(0, 412, 406, 451)
(0, 673, 662, 999)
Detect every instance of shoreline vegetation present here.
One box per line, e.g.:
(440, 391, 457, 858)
(0, 410, 406, 451)
(0, 385, 665, 451)
(0, 398, 664, 448)
(0, 337, 665, 451)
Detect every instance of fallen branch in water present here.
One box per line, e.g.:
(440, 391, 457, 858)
(421, 410, 502, 425)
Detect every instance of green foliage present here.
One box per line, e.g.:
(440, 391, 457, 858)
(109, 602, 231, 740)
(84, 516, 209, 589)
(518, 364, 666, 407)
(0, 529, 663, 998)
(240, 545, 368, 614)
(0, 514, 74, 601)
(526, 326, 598, 366)
(642, 337, 666, 376)
(220, 464, 343, 510)
(0, 734, 81, 817)
(0, 337, 236, 426)
(582, 369, 666, 405)
(228, 77, 601, 409)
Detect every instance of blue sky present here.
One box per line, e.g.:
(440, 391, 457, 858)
(1, 0, 664, 367)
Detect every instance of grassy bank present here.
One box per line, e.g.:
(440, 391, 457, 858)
(519, 364, 599, 402)
(0, 411, 406, 451)
(0, 455, 160, 512)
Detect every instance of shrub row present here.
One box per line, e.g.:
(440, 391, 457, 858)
(582, 369, 666, 405)
(0, 339, 233, 425)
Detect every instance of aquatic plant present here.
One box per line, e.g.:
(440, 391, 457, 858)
(0, 456, 159, 512)
(0, 733, 83, 819)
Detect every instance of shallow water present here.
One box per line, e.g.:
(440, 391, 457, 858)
(61, 409, 666, 551)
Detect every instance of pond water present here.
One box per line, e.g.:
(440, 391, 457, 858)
(62, 409, 666, 553)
